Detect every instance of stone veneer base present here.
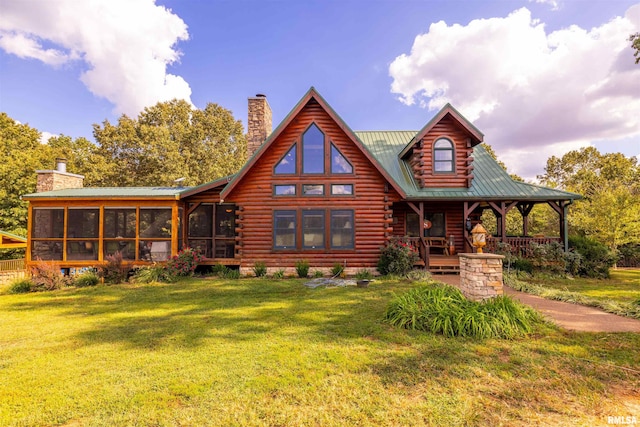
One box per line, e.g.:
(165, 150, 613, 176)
(458, 253, 505, 301)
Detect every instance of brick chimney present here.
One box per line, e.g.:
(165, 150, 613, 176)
(36, 158, 84, 192)
(247, 94, 272, 158)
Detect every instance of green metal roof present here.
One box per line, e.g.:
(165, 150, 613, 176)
(355, 131, 581, 201)
(23, 186, 188, 200)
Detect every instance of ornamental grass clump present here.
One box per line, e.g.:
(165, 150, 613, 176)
(385, 284, 541, 339)
(73, 270, 99, 287)
(9, 278, 33, 294)
(131, 264, 175, 284)
(295, 260, 310, 278)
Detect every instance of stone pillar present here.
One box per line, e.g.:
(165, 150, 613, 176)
(458, 253, 505, 301)
(36, 159, 84, 192)
(247, 94, 272, 159)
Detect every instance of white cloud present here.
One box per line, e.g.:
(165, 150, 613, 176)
(0, 0, 191, 116)
(389, 5, 640, 180)
(528, 0, 560, 11)
(39, 131, 55, 145)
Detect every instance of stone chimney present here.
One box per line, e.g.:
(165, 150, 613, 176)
(36, 158, 84, 192)
(247, 94, 272, 158)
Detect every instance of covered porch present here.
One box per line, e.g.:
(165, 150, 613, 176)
(390, 197, 576, 274)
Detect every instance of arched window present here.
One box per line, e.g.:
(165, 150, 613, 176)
(433, 138, 454, 173)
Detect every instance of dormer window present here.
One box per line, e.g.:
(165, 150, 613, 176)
(434, 138, 454, 173)
(302, 124, 324, 174)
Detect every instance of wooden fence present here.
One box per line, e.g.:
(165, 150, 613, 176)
(0, 258, 25, 271)
(0, 259, 27, 284)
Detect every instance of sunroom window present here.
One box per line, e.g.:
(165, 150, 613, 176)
(434, 138, 454, 172)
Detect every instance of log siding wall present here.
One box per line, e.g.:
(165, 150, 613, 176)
(408, 116, 474, 188)
(225, 100, 401, 269)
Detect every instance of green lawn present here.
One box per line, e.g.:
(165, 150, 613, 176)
(527, 269, 640, 303)
(1, 277, 639, 426)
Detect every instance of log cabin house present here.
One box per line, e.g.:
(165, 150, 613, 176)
(22, 88, 580, 274)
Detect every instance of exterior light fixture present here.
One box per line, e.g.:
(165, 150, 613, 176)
(471, 222, 488, 253)
(465, 217, 472, 232)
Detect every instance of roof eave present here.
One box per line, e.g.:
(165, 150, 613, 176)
(221, 87, 407, 199)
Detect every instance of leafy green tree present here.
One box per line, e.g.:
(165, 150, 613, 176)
(630, 33, 640, 64)
(92, 99, 247, 186)
(0, 113, 50, 236)
(538, 147, 640, 251)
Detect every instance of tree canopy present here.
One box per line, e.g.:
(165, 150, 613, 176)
(630, 33, 640, 64)
(0, 100, 247, 249)
(92, 99, 246, 187)
(538, 147, 640, 251)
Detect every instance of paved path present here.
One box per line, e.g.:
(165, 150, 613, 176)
(435, 275, 640, 333)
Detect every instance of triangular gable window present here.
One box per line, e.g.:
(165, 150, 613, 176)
(275, 144, 296, 174)
(331, 144, 353, 174)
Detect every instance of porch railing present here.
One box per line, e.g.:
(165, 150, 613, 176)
(0, 258, 25, 272)
(486, 236, 561, 256)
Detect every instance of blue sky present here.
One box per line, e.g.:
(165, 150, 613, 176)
(1, 0, 638, 180)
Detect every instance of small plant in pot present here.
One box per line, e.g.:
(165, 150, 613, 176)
(355, 269, 373, 287)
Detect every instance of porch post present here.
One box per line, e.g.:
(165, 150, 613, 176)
(517, 203, 534, 237)
(562, 202, 569, 252)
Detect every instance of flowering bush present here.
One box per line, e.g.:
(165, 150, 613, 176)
(166, 248, 203, 278)
(377, 240, 419, 276)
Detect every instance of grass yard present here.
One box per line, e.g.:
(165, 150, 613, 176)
(525, 269, 640, 304)
(1, 277, 639, 426)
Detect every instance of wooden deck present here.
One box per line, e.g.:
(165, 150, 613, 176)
(427, 255, 460, 274)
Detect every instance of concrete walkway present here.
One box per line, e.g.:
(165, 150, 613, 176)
(435, 275, 640, 333)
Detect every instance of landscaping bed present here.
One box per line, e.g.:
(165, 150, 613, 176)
(1, 277, 638, 426)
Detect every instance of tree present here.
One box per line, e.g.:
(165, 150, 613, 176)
(0, 113, 50, 236)
(538, 147, 640, 251)
(630, 33, 640, 64)
(92, 99, 247, 186)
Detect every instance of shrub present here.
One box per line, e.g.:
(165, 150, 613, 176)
(355, 269, 373, 281)
(331, 263, 345, 277)
(166, 248, 202, 278)
(30, 261, 71, 291)
(385, 284, 541, 339)
(99, 251, 132, 284)
(253, 261, 267, 277)
(271, 269, 285, 279)
(377, 241, 419, 276)
(9, 278, 33, 293)
(510, 258, 534, 273)
(295, 260, 310, 278)
(313, 270, 324, 278)
(529, 242, 566, 275)
(569, 235, 616, 278)
(131, 265, 174, 284)
(212, 264, 228, 275)
(73, 270, 99, 287)
(618, 243, 640, 268)
(220, 267, 240, 280)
